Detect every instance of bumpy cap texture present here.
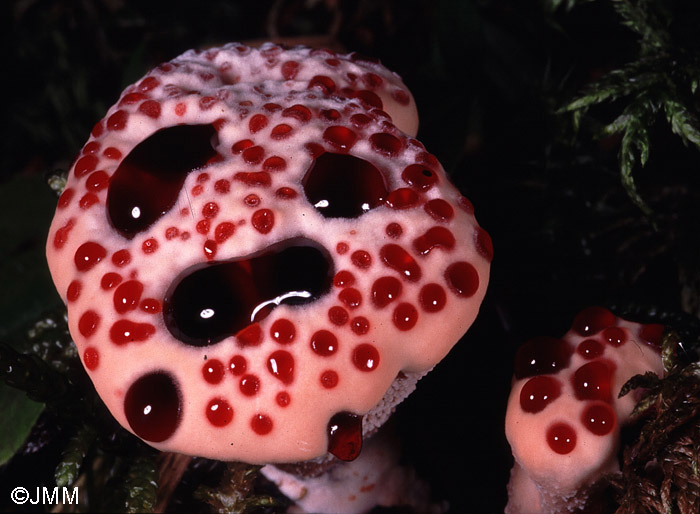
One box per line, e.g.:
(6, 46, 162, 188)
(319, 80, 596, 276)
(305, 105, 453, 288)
(46, 43, 492, 463)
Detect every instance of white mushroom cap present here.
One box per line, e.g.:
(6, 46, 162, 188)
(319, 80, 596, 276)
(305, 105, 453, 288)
(46, 42, 491, 464)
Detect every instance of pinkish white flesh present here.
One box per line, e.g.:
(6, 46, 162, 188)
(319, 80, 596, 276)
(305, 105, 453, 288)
(46, 42, 491, 464)
(505, 308, 664, 514)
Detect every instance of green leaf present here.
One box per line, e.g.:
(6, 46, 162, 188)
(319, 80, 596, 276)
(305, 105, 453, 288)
(619, 102, 653, 217)
(662, 94, 700, 148)
(0, 383, 44, 465)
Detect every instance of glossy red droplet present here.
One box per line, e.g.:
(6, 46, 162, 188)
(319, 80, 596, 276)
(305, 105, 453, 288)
(206, 397, 233, 427)
(74, 242, 107, 271)
(101, 272, 122, 290)
(514, 336, 573, 379)
(251, 209, 275, 234)
(67, 280, 82, 302)
(351, 250, 372, 269)
(370, 133, 402, 156)
(323, 126, 357, 151)
(142, 238, 159, 254)
(603, 327, 627, 347)
(113, 280, 144, 314)
(202, 359, 225, 384)
(270, 319, 296, 344)
(53, 218, 76, 249)
(333, 270, 356, 288)
(263, 156, 286, 172)
(140, 298, 162, 314)
(385, 188, 420, 209)
(311, 330, 338, 356)
(424, 199, 454, 222)
(251, 413, 273, 435)
(444, 261, 479, 297)
(282, 104, 312, 122)
(107, 110, 129, 131)
(419, 283, 447, 313)
(328, 306, 349, 326)
(228, 355, 247, 376)
(582, 402, 616, 436)
(112, 249, 131, 267)
(139, 100, 161, 118)
(402, 164, 438, 191)
(276, 391, 291, 407)
(520, 376, 562, 413)
(339, 288, 362, 309)
(320, 370, 339, 389)
(237, 323, 262, 347)
(639, 323, 664, 346)
(281, 60, 300, 80)
(327, 412, 363, 461)
(547, 423, 577, 454)
(271, 123, 293, 139)
(83, 347, 99, 370)
(352, 344, 380, 372)
(572, 360, 614, 402)
(371, 276, 402, 308)
(232, 139, 254, 154)
(79, 310, 100, 337)
(214, 222, 236, 243)
(572, 306, 617, 336)
(124, 372, 181, 442)
(110, 320, 156, 345)
(386, 222, 403, 238)
(393, 303, 418, 331)
(249, 113, 268, 133)
(413, 227, 456, 256)
(475, 228, 494, 262)
(577, 339, 605, 360)
(240, 374, 261, 396)
(350, 316, 370, 335)
(309, 75, 337, 94)
(380, 244, 422, 282)
(267, 350, 295, 385)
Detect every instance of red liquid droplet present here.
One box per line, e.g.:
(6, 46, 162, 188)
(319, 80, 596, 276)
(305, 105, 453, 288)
(371, 276, 402, 308)
(639, 323, 664, 346)
(320, 370, 339, 389)
(413, 227, 456, 256)
(242, 145, 265, 165)
(393, 303, 418, 331)
(202, 359, 225, 384)
(239, 374, 261, 396)
(419, 283, 447, 313)
(228, 355, 247, 376)
(380, 244, 422, 282)
(206, 397, 233, 427)
(328, 412, 363, 461)
(424, 199, 454, 221)
(582, 402, 616, 436)
(276, 391, 291, 407)
(547, 423, 577, 454)
(113, 280, 144, 314)
(83, 347, 99, 370)
(352, 344, 380, 371)
(308, 75, 337, 94)
(263, 156, 286, 172)
(339, 288, 362, 309)
(603, 327, 627, 347)
(444, 261, 479, 297)
(303, 153, 387, 218)
(329, 306, 349, 325)
(110, 320, 156, 346)
(311, 330, 338, 356)
(124, 372, 181, 442)
(351, 250, 372, 269)
(333, 270, 356, 288)
(572, 306, 617, 336)
(386, 223, 403, 238)
(519, 376, 562, 413)
(112, 249, 131, 267)
(323, 126, 357, 151)
(385, 188, 420, 210)
(78, 310, 100, 338)
(67, 280, 82, 302)
(577, 339, 605, 360)
(282, 104, 312, 122)
(140, 298, 162, 314)
(572, 360, 615, 402)
(350, 317, 370, 335)
(267, 350, 295, 384)
(249, 114, 268, 133)
(251, 209, 275, 234)
(101, 272, 123, 290)
(107, 125, 218, 238)
(74, 242, 107, 272)
(475, 228, 494, 262)
(270, 318, 296, 344)
(271, 123, 293, 139)
(370, 133, 402, 156)
(251, 413, 273, 435)
(163, 239, 331, 347)
(514, 336, 572, 379)
(402, 164, 438, 191)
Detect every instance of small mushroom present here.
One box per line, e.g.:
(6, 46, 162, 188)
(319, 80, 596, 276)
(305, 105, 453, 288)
(46, 42, 491, 464)
(505, 307, 665, 514)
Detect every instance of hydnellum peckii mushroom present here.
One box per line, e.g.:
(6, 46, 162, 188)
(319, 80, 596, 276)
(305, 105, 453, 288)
(505, 307, 665, 514)
(46, 42, 491, 510)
